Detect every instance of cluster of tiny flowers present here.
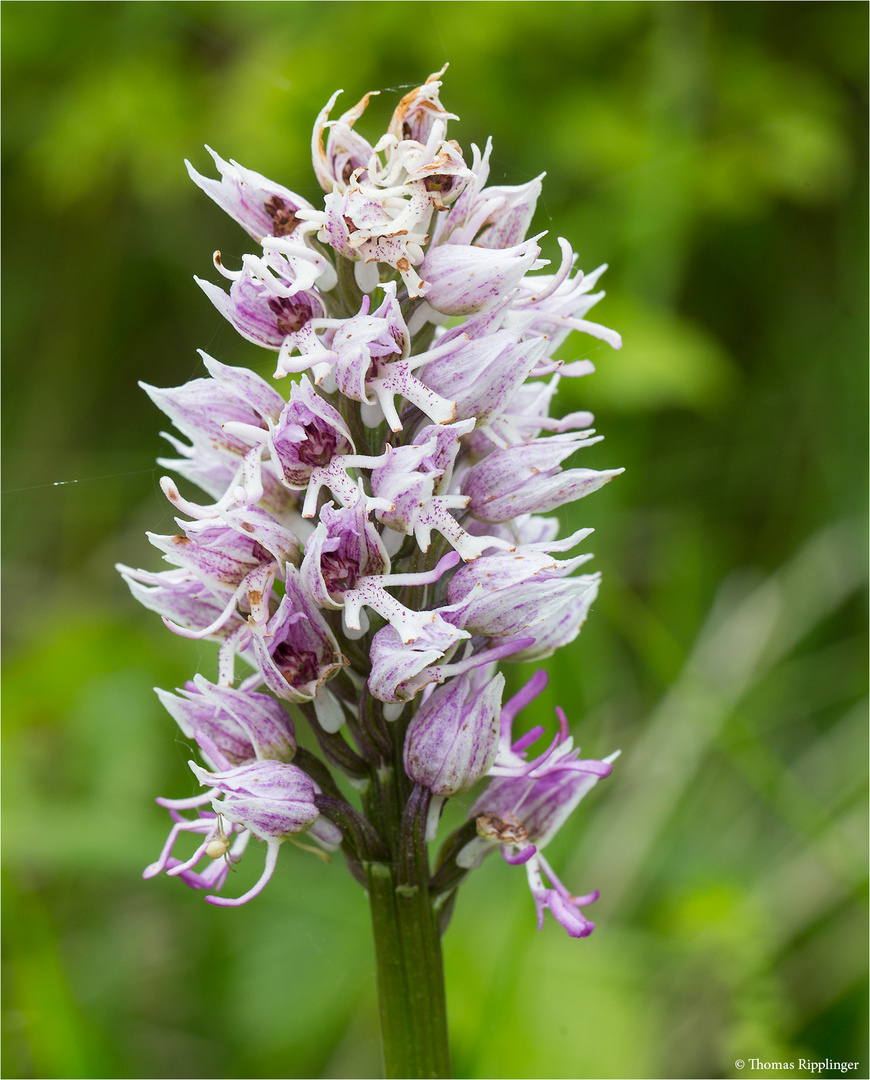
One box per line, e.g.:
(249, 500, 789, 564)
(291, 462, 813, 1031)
(121, 69, 620, 935)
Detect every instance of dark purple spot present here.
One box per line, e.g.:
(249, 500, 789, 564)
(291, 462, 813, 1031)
(423, 174, 455, 193)
(249, 541, 271, 564)
(272, 644, 320, 689)
(267, 297, 310, 335)
(296, 423, 339, 469)
(264, 195, 299, 237)
(320, 551, 359, 596)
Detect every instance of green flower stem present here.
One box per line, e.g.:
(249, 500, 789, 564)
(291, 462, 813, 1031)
(363, 745, 451, 1078)
(365, 857, 451, 1079)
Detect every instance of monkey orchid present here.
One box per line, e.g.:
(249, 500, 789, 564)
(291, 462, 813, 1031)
(122, 68, 620, 1080)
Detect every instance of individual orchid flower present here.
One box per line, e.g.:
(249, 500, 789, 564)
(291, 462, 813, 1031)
(222, 376, 392, 517)
(301, 501, 462, 643)
(367, 618, 470, 704)
(420, 234, 545, 316)
(155, 675, 297, 765)
(429, 136, 543, 250)
(418, 327, 549, 429)
(277, 284, 457, 430)
(370, 87, 470, 203)
(453, 672, 616, 937)
(310, 87, 379, 193)
(141, 354, 286, 477)
(196, 255, 328, 350)
(403, 670, 504, 797)
(186, 145, 317, 243)
(117, 565, 247, 640)
(190, 744, 337, 907)
(368, 625, 532, 705)
(443, 531, 600, 640)
(145, 510, 298, 589)
(137, 507, 297, 643)
(385, 65, 457, 147)
(299, 185, 433, 296)
(147, 728, 344, 907)
(246, 565, 346, 704)
(369, 425, 513, 561)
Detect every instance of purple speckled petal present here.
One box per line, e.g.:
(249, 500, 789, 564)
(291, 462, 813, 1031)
(368, 619, 470, 704)
(157, 677, 297, 765)
(498, 584, 600, 662)
(141, 354, 285, 463)
(116, 566, 244, 640)
(420, 329, 547, 426)
(404, 671, 504, 796)
(187, 147, 314, 243)
(420, 236, 542, 315)
(147, 520, 270, 588)
(473, 175, 544, 249)
(190, 759, 319, 838)
(197, 270, 326, 351)
(463, 434, 622, 523)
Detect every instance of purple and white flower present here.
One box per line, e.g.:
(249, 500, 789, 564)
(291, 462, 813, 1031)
(456, 672, 616, 937)
(186, 146, 317, 244)
(403, 670, 504, 797)
(156, 676, 297, 765)
(126, 71, 621, 924)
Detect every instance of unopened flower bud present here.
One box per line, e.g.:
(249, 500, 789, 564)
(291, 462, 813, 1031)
(403, 672, 504, 796)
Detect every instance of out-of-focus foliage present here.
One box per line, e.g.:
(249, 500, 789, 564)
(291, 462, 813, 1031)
(2, 3, 866, 1078)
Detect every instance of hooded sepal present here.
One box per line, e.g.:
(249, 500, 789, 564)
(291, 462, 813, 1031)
(186, 146, 316, 243)
(155, 676, 297, 765)
(403, 671, 504, 796)
(248, 565, 346, 703)
(462, 433, 622, 523)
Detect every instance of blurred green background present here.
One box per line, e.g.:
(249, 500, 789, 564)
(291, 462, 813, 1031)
(2, 2, 867, 1077)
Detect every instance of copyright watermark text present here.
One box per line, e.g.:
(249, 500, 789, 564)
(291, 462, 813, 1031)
(735, 1060, 861, 1075)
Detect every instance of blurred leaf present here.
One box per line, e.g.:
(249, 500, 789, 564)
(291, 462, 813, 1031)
(578, 296, 739, 413)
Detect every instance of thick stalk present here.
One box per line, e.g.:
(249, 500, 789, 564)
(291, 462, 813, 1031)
(365, 776, 451, 1078)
